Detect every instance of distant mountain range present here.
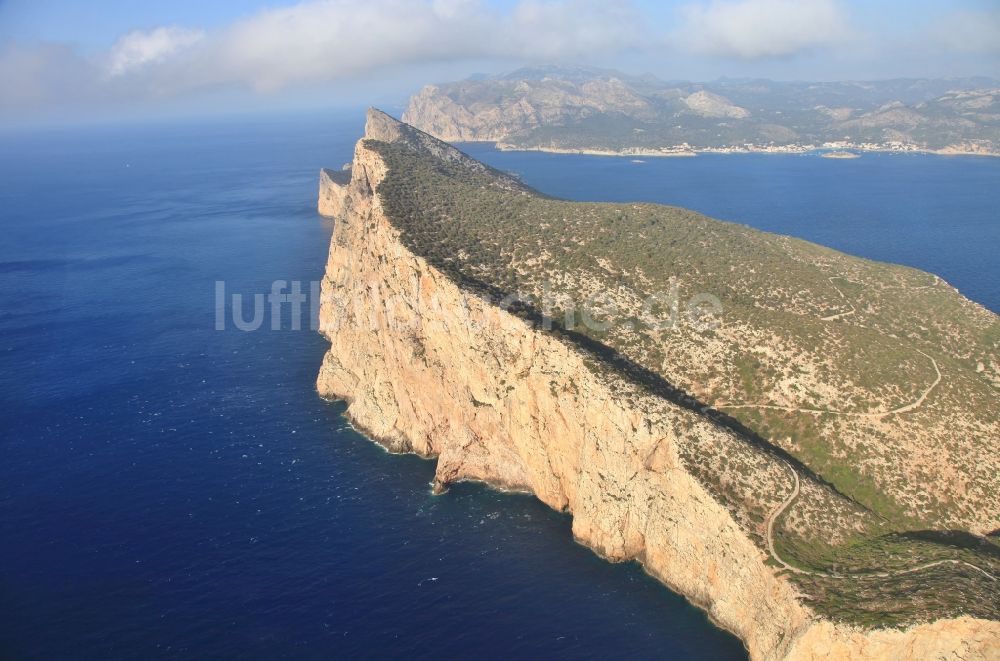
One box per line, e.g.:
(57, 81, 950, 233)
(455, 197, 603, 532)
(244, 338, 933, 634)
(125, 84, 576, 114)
(403, 66, 1000, 155)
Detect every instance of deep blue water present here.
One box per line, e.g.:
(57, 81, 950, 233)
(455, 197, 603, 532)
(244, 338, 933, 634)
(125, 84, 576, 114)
(0, 112, 744, 660)
(0, 112, 996, 660)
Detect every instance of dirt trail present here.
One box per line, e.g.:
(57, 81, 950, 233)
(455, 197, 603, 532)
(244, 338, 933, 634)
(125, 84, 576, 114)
(765, 461, 999, 582)
(722, 350, 941, 418)
(722, 273, 943, 416)
(819, 277, 857, 321)
(741, 274, 994, 583)
(726, 272, 947, 417)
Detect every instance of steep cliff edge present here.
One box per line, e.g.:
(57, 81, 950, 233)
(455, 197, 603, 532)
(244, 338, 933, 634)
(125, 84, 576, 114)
(316, 108, 1000, 659)
(318, 168, 351, 217)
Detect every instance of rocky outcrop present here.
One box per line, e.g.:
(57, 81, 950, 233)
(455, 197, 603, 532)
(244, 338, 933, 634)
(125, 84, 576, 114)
(317, 168, 351, 217)
(403, 84, 508, 142)
(316, 109, 1000, 660)
(401, 75, 658, 144)
(683, 90, 750, 119)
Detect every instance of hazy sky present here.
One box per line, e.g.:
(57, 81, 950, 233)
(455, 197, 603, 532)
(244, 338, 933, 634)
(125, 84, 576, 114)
(1, 0, 998, 124)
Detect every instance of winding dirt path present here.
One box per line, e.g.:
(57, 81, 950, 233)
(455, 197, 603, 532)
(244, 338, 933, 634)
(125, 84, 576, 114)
(765, 462, 804, 574)
(742, 272, 994, 582)
(721, 350, 941, 418)
(724, 270, 948, 418)
(765, 461, 999, 582)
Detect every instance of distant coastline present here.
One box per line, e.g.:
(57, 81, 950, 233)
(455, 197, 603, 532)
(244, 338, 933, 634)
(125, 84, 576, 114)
(496, 143, 696, 157)
(488, 142, 1000, 158)
(407, 69, 1000, 164)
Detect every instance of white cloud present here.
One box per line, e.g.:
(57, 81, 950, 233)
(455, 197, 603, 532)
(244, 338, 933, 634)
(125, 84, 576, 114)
(202, 0, 494, 92)
(2, 0, 994, 120)
(507, 1, 643, 59)
(676, 0, 851, 59)
(107, 27, 205, 77)
(933, 10, 1000, 55)
(0, 0, 645, 113)
(196, 0, 642, 92)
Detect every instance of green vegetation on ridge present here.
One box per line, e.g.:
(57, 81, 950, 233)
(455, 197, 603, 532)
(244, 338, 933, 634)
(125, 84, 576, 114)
(363, 122, 1000, 627)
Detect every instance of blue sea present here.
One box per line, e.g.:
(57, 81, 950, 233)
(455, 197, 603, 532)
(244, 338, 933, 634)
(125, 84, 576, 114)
(1, 110, 997, 660)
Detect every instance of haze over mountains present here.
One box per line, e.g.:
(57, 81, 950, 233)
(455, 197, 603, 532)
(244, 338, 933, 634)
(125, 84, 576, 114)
(404, 66, 1000, 155)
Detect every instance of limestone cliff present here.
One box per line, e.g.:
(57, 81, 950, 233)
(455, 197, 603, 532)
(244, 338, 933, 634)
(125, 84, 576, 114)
(316, 109, 1000, 660)
(318, 167, 351, 217)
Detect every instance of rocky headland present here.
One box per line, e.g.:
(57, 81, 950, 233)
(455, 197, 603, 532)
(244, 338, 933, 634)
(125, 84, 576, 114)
(316, 108, 1000, 660)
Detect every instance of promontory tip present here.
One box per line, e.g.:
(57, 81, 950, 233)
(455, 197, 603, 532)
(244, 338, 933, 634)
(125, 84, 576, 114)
(364, 107, 405, 142)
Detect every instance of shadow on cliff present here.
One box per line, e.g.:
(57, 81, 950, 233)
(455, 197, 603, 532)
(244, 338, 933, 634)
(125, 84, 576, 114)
(428, 264, 872, 515)
(898, 530, 1000, 559)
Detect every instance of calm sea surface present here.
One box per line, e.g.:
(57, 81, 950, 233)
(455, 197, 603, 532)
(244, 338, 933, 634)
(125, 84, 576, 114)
(1, 110, 997, 659)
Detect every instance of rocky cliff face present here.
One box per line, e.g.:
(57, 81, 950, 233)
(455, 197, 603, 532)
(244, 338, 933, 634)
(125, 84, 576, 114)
(316, 109, 1000, 660)
(318, 168, 351, 217)
(402, 75, 661, 143)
